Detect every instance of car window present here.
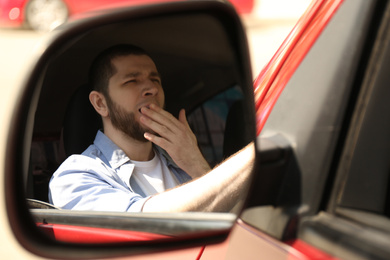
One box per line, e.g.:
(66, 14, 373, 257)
(297, 2, 390, 258)
(188, 86, 245, 167)
(331, 5, 390, 219)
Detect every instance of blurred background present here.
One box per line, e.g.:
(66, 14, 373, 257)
(0, 0, 312, 90)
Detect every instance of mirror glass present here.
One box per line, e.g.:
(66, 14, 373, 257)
(25, 6, 255, 244)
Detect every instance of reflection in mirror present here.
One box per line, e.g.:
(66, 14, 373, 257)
(26, 5, 255, 244)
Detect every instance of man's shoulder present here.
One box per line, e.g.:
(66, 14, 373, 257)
(57, 144, 104, 171)
(50, 147, 113, 189)
(81, 143, 102, 158)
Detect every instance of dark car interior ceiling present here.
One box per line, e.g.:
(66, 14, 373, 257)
(33, 14, 239, 137)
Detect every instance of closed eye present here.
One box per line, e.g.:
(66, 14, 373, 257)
(151, 78, 161, 84)
(123, 79, 137, 85)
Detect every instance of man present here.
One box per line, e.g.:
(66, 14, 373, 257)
(49, 44, 254, 212)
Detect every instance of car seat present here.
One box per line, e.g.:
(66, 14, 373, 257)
(62, 84, 102, 157)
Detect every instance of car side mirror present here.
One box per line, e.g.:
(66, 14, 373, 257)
(5, 1, 256, 258)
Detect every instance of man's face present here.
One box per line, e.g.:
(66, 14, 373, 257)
(105, 54, 165, 141)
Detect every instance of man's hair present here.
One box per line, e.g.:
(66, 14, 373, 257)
(89, 44, 149, 97)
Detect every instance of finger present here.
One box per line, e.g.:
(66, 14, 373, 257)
(140, 115, 175, 141)
(140, 105, 179, 131)
(144, 132, 172, 149)
(141, 105, 186, 134)
(178, 109, 190, 128)
(153, 105, 185, 131)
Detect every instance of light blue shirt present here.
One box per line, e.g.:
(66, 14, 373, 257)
(48, 130, 191, 212)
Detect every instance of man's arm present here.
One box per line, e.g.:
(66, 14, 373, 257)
(142, 142, 254, 212)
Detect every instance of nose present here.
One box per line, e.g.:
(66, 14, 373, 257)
(142, 80, 159, 97)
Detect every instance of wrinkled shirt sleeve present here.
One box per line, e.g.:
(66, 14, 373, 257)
(48, 155, 149, 212)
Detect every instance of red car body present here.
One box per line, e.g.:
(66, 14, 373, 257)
(0, 0, 253, 29)
(254, 0, 344, 133)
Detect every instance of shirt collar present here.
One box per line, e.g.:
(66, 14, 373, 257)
(93, 130, 130, 169)
(154, 145, 180, 169)
(93, 130, 180, 170)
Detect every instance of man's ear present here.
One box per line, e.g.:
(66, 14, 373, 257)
(89, 90, 109, 117)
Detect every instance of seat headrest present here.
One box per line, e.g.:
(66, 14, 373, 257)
(63, 85, 102, 156)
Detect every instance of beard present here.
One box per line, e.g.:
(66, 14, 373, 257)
(105, 95, 148, 142)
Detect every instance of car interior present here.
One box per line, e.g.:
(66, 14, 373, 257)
(20, 4, 256, 243)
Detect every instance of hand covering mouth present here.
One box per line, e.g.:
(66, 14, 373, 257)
(139, 104, 151, 113)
